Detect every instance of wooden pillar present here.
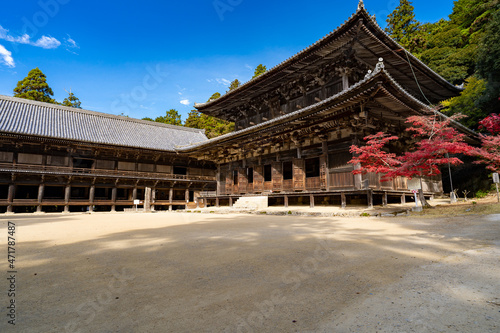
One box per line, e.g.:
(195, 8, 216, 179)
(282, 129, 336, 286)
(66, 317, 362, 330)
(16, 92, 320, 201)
(367, 190, 373, 209)
(169, 187, 173, 211)
(37, 183, 44, 213)
(401, 194, 406, 205)
(341, 70, 349, 90)
(144, 187, 152, 212)
(89, 185, 95, 213)
(196, 197, 200, 209)
(382, 192, 388, 207)
(185, 188, 189, 210)
(132, 187, 138, 201)
(310, 194, 315, 208)
(284, 195, 288, 208)
(216, 197, 220, 208)
(151, 188, 156, 212)
(322, 140, 330, 189)
(341, 192, 346, 209)
(229, 197, 233, 207)
(111, 187, 117, 212)
(7, 184, 15, 213)
(354, 166, 363, 190)
(64, 184, 71, 213)
(216, 164, 221, 196)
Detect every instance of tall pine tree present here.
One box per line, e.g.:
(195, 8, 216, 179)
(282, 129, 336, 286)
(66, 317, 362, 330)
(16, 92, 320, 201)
(227, 79, 241, 92)
(62, 90, 82, 108)
(385, 0, 420, 51)
(252, 64, 267, 79)
(155, 109, 182, 126)
(14, 67, 56, 104)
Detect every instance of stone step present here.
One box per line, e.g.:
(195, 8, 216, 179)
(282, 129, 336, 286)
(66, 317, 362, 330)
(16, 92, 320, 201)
(233, 196, 268, 210)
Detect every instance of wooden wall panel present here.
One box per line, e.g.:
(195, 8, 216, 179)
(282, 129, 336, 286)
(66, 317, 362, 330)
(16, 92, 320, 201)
(238, 168, 248, 193)
(157, 165, 172, 173)
(18, 153, 43, 165)
(0, 152, 13, 162)
(225, 170, 233, 194)
(393, 176, 408, 190)
(293, 158, 305, 191)
(253, 166, 264, 192)
(272, 162, 283, 192)
(118, 161, 135, 171)
(138, 163, 155, 172)
(329, 172, 355, 188)
(95, 159, 115, 170)
(47, 155, 68, 166)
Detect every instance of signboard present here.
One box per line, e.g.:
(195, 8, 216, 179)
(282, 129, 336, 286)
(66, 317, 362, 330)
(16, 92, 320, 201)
(493, 173, 499, 184)
(407, 178, 421, 191)
(133, 199, 140, 205)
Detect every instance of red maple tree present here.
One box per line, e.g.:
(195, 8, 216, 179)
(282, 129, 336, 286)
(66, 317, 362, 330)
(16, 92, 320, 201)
(478, 113, 500, 134)
(474, 114, 500, 173)
(349, 114, 473, 207)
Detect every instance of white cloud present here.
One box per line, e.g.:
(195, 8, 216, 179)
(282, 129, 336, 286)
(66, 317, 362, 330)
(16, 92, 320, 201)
(64, 35, 79, 54)
(208, 78, 232, 86)
(216, 78, 231, 86)
(245, 64, 253, 70)
(66, 36, 79, 48)
(34, 36, 61, 49)
(0, 25, 61, 49)
(180, 99, 190, 106)
(0, 44, 14, 67)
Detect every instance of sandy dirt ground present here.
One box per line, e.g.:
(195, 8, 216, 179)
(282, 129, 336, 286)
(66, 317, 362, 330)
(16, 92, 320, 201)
(0, 211, 499, 333)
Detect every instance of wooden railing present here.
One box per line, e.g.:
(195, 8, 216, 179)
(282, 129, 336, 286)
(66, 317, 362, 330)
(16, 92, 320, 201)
(0, 163, 216, 182)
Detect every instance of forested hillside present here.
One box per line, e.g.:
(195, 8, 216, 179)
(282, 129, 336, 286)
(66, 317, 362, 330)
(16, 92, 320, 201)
(386, 0, 500, 129)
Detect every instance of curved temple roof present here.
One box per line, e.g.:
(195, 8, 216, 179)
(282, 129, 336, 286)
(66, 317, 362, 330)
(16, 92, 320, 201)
(195, 1, 461, 119)
(180, 60, 476, 154)
(0, 95, 208, 151)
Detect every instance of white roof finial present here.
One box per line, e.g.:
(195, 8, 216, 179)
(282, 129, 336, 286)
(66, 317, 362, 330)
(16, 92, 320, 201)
(375, 58, 385, 72)
(358, 0, 364, 11)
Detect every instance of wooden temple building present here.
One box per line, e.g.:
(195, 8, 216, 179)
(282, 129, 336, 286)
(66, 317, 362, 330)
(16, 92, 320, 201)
(186, 1, 473, 208)
(0, 2, 473, 214)
(0, 95, 216, 213)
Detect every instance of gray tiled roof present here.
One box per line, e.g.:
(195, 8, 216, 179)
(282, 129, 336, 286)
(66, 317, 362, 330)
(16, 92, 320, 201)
(0, 95, 208, 151)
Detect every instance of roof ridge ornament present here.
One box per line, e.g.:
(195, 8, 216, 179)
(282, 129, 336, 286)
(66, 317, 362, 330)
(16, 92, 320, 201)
(375, 57, 385, 72)
(357, 0, 364, 11)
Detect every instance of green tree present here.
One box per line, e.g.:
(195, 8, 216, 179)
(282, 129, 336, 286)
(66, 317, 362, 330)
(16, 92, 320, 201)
(184, 92, 235, 138)
(14, 67, 56, 104)
(252, 64, 267, 79)
(208, 92, 221, 101)
(227, 79, 241, 92)
(61, 90, 82, 108)
(155, 109, 182, 126)
(385, 0, 420, 51)
(476, 4, 500, 113)
(141, 117, 154, 121)
(413, 0, 497, 84)
(441, 76, 488, 129)
(184, 110, 202, 128)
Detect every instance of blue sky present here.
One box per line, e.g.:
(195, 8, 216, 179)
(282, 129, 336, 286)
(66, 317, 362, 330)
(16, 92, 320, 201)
(0, 0, 455, 121)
